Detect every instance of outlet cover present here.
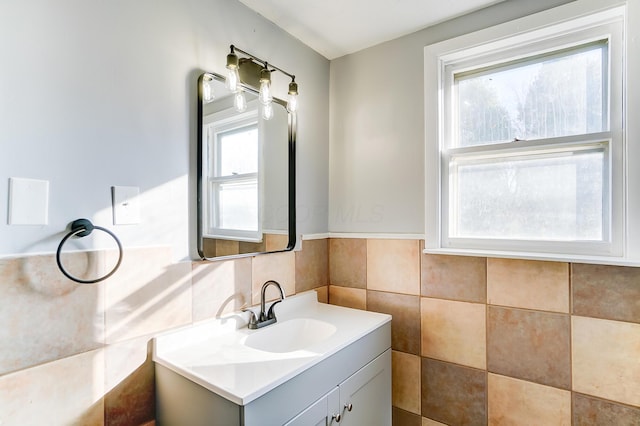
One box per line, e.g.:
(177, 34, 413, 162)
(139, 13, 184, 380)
(8, 177, 49, 225)
(111, 186, 140, 225)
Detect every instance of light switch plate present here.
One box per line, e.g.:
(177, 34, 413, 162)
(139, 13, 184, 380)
(111, 186, 141, 225)
(8, 177, 49, 225)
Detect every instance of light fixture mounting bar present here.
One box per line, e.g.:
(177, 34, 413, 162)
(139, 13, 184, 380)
(230, 45, 295, 80)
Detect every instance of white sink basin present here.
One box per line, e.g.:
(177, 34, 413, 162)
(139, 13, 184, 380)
(152, 291, 391, 405)
(245, 318, 337, 353)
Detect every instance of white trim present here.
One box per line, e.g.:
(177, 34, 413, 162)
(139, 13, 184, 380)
(325, 233, 426, 240)
(299, 233, 426, 240)
(263, 229, 289, 236)
(302, 233, 331, 240)
(423, 247, 640, 267)
(0, 244, 175, 260)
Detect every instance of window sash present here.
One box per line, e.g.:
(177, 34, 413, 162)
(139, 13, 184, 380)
(452, 39, 609, 148)
(213, 124, 259, 178)
(442, 137, 611, 252)
(207, 175, 261, 241)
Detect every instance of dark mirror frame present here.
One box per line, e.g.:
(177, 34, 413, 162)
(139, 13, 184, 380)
(196, 71, 296, 260)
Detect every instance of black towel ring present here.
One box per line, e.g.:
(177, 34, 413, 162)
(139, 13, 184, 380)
(56, 218, 123, 284)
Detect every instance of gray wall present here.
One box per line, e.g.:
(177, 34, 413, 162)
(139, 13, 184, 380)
(329, 0, 575, 234)
(0, 0, 330, 259)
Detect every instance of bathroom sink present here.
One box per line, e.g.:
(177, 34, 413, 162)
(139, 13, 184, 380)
(152, 290, 391, 405)
(244, 318, 337, 353)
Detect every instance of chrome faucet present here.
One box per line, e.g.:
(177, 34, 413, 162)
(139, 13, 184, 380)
(245, 280, 286, 329)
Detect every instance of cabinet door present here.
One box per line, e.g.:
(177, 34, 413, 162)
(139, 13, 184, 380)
(338, 349, 391, 426)
(286, 388, 339, 426)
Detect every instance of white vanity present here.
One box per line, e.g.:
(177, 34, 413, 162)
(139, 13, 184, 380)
(152, 291, 392, 425)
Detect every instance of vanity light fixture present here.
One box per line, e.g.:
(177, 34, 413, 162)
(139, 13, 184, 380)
(226, 45, 299, 118)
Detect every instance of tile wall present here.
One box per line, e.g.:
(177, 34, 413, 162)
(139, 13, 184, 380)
(0, 239, 328, 425)
(3, 236, 639, 425)
(328, 238, 640, 426)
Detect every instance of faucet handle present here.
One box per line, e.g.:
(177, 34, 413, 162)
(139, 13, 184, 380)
(266, 299, 283, 320)
(242, 308, 258, 328)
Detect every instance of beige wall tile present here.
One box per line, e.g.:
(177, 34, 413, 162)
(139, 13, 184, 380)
(251, 251, 295, 305)
(392, 351, 421, 414)
(369, 291, 421, 354)
(192, 258, 252, 320)
(367, 239, 420, 295)
(295, 238, 329, 292)
(211, 238, 240, 257)
(488, 373, 571, 426)
(488, 306, 571, 389)
(238, 239, 267, 254)
(329, 238, 367, 288)
(573, 393, 640, 425)
(421, 254, 486, 303)
(0, 349, 104, 425)
(329, 285, 366, 310)
(421, 297, 486, 369)
(421, 358, 487, 425)
(0, 254, 105, 375)
(572, 316, 640, 407)
(572, 264, 640, 323)
(265, 233, 289, 251)
(104, 335, 155, 426)
(314, 286, 329, 303)
(487, 258, 569, 313)
(105, 247, 192, 343)
(52, 246, 106, 284)
(393, 407, 421, 425)
(422, 418, 447, 426)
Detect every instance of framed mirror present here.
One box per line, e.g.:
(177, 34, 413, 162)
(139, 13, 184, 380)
(197, 72, 296, 259)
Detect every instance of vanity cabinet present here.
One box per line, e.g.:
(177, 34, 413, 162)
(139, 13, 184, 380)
(155, 313, 391, 426)
(153, 292, 392, 426)
(285, 350, 391, 426)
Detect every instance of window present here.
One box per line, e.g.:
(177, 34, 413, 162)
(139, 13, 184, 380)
(425, 2, 626, 260)
(204, 108, 263, 242)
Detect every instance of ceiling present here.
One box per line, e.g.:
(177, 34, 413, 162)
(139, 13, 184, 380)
(238, 0, 504, 59)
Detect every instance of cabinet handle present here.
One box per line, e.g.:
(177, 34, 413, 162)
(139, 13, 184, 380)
(332, 413, 341, 423)
(344, 403, 353, 412)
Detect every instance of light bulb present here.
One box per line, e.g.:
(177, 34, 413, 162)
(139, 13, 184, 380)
(259, 67, 272, 105)
(226, 68, 240, 93)
(234, 91, 247, 112)
(203, 79, 214, 103)
(226, 50, 240, 93)
(259, 80, 272, 105)
(262, 102, 273, 120)
(287, 93, 298, 113)
(287, 79, 298, 113)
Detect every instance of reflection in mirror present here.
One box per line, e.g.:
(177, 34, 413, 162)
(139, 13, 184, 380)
(197, 72, 295, 259)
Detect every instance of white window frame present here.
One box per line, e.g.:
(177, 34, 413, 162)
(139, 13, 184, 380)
(203, 104, 264, 242)
(424, 0, 638, 264)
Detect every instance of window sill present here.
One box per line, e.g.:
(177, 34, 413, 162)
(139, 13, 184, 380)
(422, 247, 640, 267)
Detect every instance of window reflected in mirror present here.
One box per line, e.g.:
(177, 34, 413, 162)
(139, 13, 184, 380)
(197, 72, 295, 259)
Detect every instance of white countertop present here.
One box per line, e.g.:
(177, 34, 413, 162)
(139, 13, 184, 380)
(152, 291, 391, 405)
